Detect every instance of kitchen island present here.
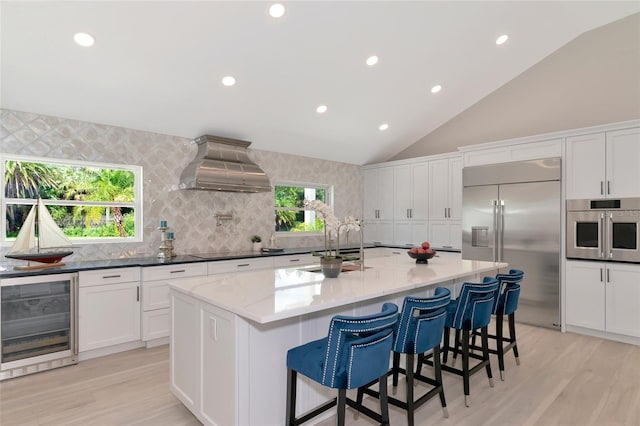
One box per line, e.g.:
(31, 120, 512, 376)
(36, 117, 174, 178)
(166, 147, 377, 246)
(167, 251, 507, 425)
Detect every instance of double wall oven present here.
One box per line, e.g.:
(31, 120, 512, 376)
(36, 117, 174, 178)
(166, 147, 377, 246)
(0, 272, 78, 380)
(567, 198, 640, 263)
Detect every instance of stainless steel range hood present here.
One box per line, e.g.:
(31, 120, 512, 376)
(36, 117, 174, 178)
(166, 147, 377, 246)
(179, 135, 271, 193)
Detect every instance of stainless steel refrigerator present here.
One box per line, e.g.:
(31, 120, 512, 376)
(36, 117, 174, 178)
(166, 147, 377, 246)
(462, 158, 561, 329)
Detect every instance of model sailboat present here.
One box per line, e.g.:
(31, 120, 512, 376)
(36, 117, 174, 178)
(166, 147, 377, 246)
(5, 199, 73, 269)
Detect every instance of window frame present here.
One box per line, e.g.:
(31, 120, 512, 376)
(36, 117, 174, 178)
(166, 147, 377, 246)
(274, 180, 333, 236)
(1, 154, 143, 246)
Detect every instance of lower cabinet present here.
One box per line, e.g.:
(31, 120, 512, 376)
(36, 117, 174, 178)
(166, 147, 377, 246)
(141, 263, 207, 342)
(393, 221, 428, 246)
(78, 268, 141, 352)
(565, 260, 640, 338)
(428, 220, 461, 250)
(363, 221, 394, 245)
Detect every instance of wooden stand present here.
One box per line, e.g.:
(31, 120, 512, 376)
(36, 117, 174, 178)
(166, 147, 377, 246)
(13, 262, 66, 271)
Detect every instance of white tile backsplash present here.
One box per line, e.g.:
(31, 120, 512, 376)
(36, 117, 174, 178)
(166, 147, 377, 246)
(0, 109, 363, 262)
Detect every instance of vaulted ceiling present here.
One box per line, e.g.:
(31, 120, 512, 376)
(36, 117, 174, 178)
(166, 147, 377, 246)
(2, 1, 639, 165)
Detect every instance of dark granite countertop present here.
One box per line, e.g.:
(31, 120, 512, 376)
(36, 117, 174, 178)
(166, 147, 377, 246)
(0, 244, 378, 279)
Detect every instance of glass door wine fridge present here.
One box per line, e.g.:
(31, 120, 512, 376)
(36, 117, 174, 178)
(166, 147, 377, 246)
(0, 272, 78, 380)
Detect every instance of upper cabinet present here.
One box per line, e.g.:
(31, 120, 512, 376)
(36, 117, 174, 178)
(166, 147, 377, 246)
(428, 155, 462, 221)
(566, 128, 640, 199)
(363, 166, 394, 221)
(394, 161, 428, 221)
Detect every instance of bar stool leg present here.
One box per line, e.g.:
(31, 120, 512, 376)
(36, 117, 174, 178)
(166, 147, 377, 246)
(379, 373, 390, 426)
(481, 326, 494, 388)
(286, 369, 297, 426)
(509, 313, 520, 365)
(462, 329, 471, 407)
(496, 313, 506, 380)
(392, 351, 401, 393)
(337, 389, 346, 426)
(406, 353, 415, 426)
(432, 345, 449, 418)
(442, 326, 451, 363)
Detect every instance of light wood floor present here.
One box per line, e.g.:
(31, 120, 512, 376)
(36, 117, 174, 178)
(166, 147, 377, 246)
(1, 323, 638, 426)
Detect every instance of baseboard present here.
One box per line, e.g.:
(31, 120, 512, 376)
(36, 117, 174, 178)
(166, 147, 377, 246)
(564, 325, 640, 346)
(79, 340, 145, 361)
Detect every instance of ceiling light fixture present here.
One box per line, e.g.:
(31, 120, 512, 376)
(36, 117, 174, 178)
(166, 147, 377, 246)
(379, 123, 389, 131)
(496, 34, 509, 45)
(269, 3, 285, 18)
(221, 76, 236, 87)
(73, 32, 95, 47)
(431, 84, 442, 94)
(316, 105, 328, 114)
(366, 56, 379, 66)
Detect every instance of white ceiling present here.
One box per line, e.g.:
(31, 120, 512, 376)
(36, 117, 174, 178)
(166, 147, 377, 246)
(2, 1, 639, 165)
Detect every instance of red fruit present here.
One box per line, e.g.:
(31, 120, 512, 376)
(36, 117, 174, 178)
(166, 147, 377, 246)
(421, 241, 430, 250)
(409, 247, 419, 253)
(417, 248, 427, 254)
(425, 249, 434, 254)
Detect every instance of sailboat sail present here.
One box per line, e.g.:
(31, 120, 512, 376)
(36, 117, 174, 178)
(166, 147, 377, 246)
(6, 199, 73, 265)
(36, 200, 72, 249)
(9, 203, 37, 253)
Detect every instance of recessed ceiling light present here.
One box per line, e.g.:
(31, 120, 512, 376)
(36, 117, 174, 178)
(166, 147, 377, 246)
(496, 34, 509, 45)
(73, 32, 95, 47)
(366, 56, 379, 66)
(221, 76, 236, 86)
(431, 84, 442, 94)
(269, 3, 285, 18)
(316, 105, 328, 114)
(379, 123, 389, 131)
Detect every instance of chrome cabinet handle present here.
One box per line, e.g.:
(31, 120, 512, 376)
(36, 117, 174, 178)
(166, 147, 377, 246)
(289, 259, 300, 262)
(606, 268, 610, 283)
(600, 268, 603, 282)
(600, 181, 604, 195)
(607, 181, 611, 195)
(136, 286, 140, 302)
(237, 263, 250, 267)
(407, 208, 410, 218)
(102, 274, 121, 279)
(170, 269, 186, 274)
(492, 200, 499, 262)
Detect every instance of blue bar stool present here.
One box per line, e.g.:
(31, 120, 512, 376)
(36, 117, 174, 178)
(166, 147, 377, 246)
(285, 302, 399, 426)
(472, 269, 524, 380)
(420, 277, 500, 407)
(356, 288, 451, 426)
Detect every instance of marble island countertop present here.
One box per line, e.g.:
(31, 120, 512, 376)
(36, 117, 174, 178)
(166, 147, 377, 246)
(167, 252, 507, 324)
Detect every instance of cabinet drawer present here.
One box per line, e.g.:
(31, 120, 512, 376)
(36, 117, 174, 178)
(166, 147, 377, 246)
(142, 308, 170, 341)
(207, 258, 274, 275)
(79, 267, 140, 287)
(273, 254, 316, 268)
(142, 262, 207, 281)
(142, 280, 172, 311)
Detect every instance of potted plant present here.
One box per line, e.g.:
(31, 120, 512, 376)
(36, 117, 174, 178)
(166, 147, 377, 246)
(251, 235, 262, 252)
(303, 199, 360, 278)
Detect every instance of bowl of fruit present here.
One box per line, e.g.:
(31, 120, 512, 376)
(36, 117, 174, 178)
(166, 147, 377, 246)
(408, 241, 436, 264)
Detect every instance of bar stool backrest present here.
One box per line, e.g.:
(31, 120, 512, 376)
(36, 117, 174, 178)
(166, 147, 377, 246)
(451, 277, 500, 330)
(495, 269, 524, 316)
(394, 287, 451, 354)
(322, 302, 399, 389)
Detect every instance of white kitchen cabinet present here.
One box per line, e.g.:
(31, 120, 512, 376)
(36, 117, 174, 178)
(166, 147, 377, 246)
(394, 221, 428, 247)
(141, 262, 207, 342)
(565, 260, 640, 338)
(78, 268, 141, 352)
(363, 166, 394, 221)
(363, 221, 394, 245)
(394, 161, 428, 221)
(272, 253, 316, 268)
(428, 221, 461, 251)
(428, 155, 462, 220)
(566, 127, 640, 199)
(208, 257, 274, 275)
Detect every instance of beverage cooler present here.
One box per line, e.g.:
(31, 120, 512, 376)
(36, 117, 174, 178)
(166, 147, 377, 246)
(0, 272, 78, 380)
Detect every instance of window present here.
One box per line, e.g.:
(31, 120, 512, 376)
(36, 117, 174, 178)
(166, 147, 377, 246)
(274, 182, 332, 233)
(1, 155, 143, 244)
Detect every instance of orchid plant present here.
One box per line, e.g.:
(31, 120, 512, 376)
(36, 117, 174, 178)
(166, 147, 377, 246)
(303, 199, 361, 259)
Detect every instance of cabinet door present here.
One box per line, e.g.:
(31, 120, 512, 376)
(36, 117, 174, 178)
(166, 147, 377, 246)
(606, 128, 640, 198)
(394, 221, 427, 246)
(410, 162, 429, 220)
(448, 157, 463, 220)
(365, 221, 394, 245)
(565, 261, 605, 331)
(394, 165, 412, 220)
(429, 159, 450, 219)
(79, 282, 141, 352)
(377, 167, 395, 220)
(363, 168, 379, 220)
(170, 292, 199, 412)
(605, 264, 640, 337)
(428, 220, 454, 250)
(566, 133, 606, 199)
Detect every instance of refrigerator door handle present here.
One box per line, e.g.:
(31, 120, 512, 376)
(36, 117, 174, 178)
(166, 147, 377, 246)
(498, 200, 505, 262)
(607, 212, 613, 259)
(599, 213, 605, 259)
(491, 200, 499, 262)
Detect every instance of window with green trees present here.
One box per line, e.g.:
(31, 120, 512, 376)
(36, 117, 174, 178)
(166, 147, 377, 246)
(274, 183, 331, 233)
(2, 155, 142, 243)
